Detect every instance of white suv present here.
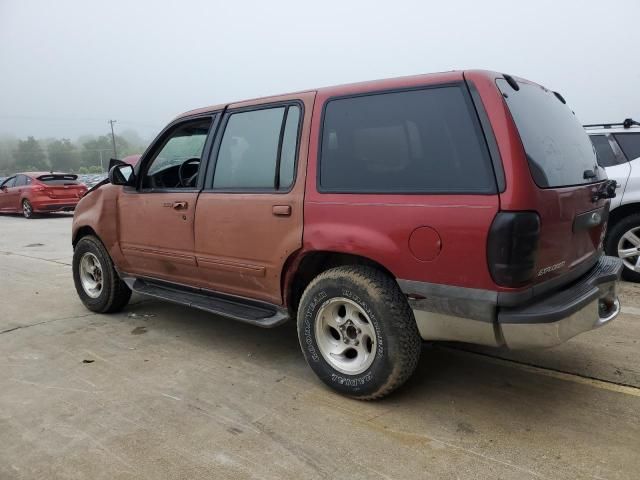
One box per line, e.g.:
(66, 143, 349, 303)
(586, 119, 640, 282)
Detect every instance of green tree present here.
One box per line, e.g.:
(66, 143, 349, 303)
(80, 134, 129, 170)
(47, 139, 80, 172)
(13, 137, 48, 171)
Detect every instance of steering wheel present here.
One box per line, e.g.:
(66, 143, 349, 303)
(178, 157, 201, 188)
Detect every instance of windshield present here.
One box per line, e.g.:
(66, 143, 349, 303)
(497, 79, 602, 188)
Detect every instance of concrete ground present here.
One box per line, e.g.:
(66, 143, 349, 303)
(0, 214, 639, 480)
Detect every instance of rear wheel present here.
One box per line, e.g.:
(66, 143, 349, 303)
(606, 213, 640, 282)
(73, 235, 132, 312)
(297, 266, 421, 400)
(22, 199, 34, 219)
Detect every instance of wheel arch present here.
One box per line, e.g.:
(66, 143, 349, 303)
(283, 250, 397, 316)
(609, 202, 640, 231)
(72, 225, 99, 248)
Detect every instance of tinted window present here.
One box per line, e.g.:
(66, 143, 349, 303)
(1, 176, 16, 188)
(14, 175, 28, 187)
(214, 105, 301, 190)
(319, 85, 495, 193)
(614, 133, 640, 161)
(144, 119, 211, 189)
(497, 79, 601, 188)
(590, 135, 618, 168)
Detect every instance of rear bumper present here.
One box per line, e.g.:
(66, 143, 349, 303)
(497, 255, 622, 348)
(31, 198, 79, 212)
(401, 255, 623, 349)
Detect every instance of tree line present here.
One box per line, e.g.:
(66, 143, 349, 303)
(0, 129, 149, 176)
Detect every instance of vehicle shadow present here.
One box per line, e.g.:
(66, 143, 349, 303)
(115, 298, 594, 424)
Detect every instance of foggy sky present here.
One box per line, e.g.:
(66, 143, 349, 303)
(1, 0, 638, 141)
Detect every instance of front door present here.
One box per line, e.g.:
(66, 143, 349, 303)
(194, 94, 313, 305)
(0, 176, 17, 211)
(117, 116, 215, 285)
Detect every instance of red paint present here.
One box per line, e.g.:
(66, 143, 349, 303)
(408, 226, 442, 261)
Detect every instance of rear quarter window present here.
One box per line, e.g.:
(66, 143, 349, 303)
(613, 133, 640, 161)
(319, 85, 496, 194)
(589, 135, 619, 168)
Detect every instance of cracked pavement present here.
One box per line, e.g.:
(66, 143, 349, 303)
(0, 214, 639, 479)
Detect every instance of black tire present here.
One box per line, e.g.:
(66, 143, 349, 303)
(606, 213, 640, 282)
(22, 199, 35, 219)
(73, 235, 132, 313)
(297, 265, 421, 400)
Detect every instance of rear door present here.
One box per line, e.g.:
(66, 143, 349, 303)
(589, 134, 630, 209)
(612, 132, 640, 204)
(117, 115, 215, 285)
(496, 78, 609, 284)
(194, 93, 313, 305)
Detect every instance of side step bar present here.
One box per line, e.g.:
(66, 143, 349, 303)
(125, 277, 289, 328)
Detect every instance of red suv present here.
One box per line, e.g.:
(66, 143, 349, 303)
(71, 70, 622, 399)
(0, 172, 87, 218)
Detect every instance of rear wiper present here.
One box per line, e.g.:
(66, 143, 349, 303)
(583, 169, 597, 180)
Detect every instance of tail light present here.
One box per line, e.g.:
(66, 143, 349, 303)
(487, 211, 540, 287)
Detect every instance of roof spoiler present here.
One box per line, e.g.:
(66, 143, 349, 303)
(584, 118, 640, 129)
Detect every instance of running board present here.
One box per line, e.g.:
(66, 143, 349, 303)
(127, 278, 289, 328)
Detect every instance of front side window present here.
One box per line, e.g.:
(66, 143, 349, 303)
(213, 105, 301, 190)
(614, 133, 640, 161)
(143, 118, 212, 189)
(1, 176, 16, 188)
(590, 135, 618, 168)
(319, 85, 496, 193)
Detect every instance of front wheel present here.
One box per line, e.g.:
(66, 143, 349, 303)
(297, 266, 421, 400)
(606, 214, 640, 282)
(73, 235, 132, 313)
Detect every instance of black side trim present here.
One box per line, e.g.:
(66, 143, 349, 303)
(464, 75, 506, 192)
(124, 276, 289, 327)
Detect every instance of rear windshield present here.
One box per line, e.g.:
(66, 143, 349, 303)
(497, 79, 602, 188)
(37, 174, 80, 185)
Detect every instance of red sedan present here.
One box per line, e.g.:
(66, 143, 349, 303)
(0, 172, 87, 218)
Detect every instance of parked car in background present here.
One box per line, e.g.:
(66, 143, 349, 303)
(72, 70, 622, 399)
(586, 119, 640, 281)
(0, 172, 87, 218)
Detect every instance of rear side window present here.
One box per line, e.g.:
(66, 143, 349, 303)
(319, 85, 496, 193)
(614, 133, 640, 161)
(213, 105, 301, 190)
(590, 135, 618, 168)
(497, 79, 601, 188)
(37, 174, 80, 185)
(14, 175, 28, 186)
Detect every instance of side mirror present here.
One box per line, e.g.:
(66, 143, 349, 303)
(108, 164, 135, 186)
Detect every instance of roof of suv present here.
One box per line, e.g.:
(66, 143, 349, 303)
(174, 70, 503, 121)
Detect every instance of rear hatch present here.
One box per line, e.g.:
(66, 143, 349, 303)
(37, 174, 86, 199)
(497, 77, 609, 287)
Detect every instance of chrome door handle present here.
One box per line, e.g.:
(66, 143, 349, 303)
(172, 201, 188, 210)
